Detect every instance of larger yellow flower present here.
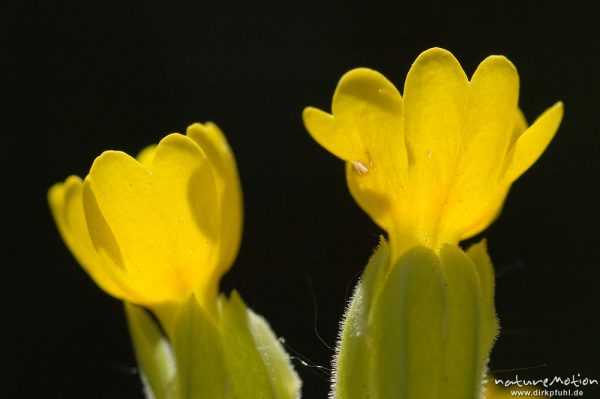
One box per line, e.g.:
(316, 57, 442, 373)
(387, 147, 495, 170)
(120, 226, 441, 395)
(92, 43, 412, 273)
(48, 123, 242, 308)
(304, 48, 562, 399)
(304, 48, 563, 257)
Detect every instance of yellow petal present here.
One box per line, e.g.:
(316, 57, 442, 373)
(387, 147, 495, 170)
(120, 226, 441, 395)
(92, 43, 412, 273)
(304, 68, 404, 162)
(345, 160, 392, 229)
(464, 56, 519, 149)
(136, 144, 158, 168)
(397, 50, 522, 245)
(401, 48, 469, 245)
(504, 101, 564, 183)
(304, 68, 406, 229)
(83, 133, 219, 305)
(403, 48, 468, 172)
(457, 106, 527, 240)
(48, 176, 128, 298)
(444, 56, 519, 240)
(186, 122, 243, 276)
(458, 186, 510, 240)
(302, 107, 338, 154)
(455, 55, 519, 187)
(512, 108, 528, 144)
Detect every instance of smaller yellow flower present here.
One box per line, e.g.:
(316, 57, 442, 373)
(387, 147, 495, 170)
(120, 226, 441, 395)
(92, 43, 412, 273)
(50, 123, 301, 399)
(48, 123, 242, 309)
(304, 48, 563, 257)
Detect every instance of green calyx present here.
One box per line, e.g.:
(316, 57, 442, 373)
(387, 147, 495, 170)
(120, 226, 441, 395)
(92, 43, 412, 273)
(333, 238, 498, 399)
(126, 292, 301, 399)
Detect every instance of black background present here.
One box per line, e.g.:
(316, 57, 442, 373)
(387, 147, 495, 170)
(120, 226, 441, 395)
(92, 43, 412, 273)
(3, 1, 599, 398)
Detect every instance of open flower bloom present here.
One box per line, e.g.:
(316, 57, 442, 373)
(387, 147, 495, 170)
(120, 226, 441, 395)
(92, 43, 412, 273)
(48, 123, 242, 309)
(49, 124, 301, 399)
(304, 48, 562, 399)
(304, 48, 563, 257)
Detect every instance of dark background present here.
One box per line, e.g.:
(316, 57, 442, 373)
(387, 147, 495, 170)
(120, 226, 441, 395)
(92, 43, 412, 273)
(3, 1, 599, 398)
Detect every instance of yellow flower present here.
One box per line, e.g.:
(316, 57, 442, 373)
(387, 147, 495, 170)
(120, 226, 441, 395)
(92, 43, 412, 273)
(48, 123, 242, 309)
(49, 123, 302, 398)
(304, 48, 563, 257)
